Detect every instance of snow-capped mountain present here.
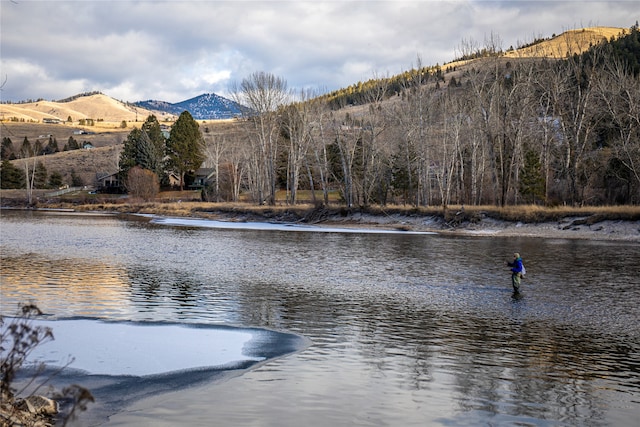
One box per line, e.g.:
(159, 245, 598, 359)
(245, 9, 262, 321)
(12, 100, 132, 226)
(135, 93, 246, 120)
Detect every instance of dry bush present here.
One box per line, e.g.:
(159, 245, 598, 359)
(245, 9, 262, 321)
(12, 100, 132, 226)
(124, 167, 159, 201)
(0, 304, 94, 426)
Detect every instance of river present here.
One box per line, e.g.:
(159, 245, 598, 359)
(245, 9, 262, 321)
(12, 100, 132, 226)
(1, 210, 639, 426)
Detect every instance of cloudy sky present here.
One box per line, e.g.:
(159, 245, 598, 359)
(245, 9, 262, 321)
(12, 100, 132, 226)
(1, 0, 637, 103)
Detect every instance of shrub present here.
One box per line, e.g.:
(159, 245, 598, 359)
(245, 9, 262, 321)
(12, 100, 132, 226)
(0, 304, 94, 426)
(125, 166, 160, 201)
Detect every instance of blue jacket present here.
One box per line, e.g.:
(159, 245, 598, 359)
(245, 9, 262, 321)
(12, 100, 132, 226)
(508, 257, 523, 273)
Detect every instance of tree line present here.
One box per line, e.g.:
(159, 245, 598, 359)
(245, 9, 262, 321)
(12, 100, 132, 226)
(3, 27, 639, 207)
(1, 135, 86, 192)
(118, 111, 205, 199)
(203, 28, 639, 207)
(110, 27, 640, 207)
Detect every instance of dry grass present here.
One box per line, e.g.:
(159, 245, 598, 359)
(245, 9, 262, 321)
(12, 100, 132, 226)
(443, 26, 625, 70)
(505, 27, 626, 59)
(1, 122, 131, 144)
(9, 145, 123, 187)
(0, 93, 174, 123)
(3, 184, 639, 224)
(3, 187, 637, 225)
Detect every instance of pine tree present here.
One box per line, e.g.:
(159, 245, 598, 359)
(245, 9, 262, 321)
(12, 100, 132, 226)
(519, 150, 545, 204)
(0, 160, 25, 188)
(166, 111, 205, 190)
(20, 137, 32, 158)
(34, 161, 48, 188)
(43, 136, 59, 155)
(70, 169, 84, 187)
(119, 115, 166, 181)
(140, 115, 166, 178)
(66, 136, 80, 151)
(48, 171, 64, 189)
(1, 137, 14, 160)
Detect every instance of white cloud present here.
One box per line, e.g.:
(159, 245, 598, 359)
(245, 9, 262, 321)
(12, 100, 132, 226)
(1, 0, 637, 103)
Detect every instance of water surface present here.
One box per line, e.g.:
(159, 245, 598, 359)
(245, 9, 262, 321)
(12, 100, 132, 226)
(1, 210, 638, 426)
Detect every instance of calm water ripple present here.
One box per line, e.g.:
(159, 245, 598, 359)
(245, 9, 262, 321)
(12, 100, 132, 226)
(1, 210, 639, 426)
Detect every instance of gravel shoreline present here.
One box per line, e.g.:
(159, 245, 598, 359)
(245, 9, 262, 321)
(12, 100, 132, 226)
(2, 204, 639, 241)
(310, 212, 640, 241)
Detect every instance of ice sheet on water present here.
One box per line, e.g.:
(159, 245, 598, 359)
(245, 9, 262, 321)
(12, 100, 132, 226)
(24, 319, 266, 376)
(150, 216, 436, 234)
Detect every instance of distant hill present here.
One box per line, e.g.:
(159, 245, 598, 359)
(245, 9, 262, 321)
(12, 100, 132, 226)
(326, 26, 628, 110)
(1, 26, 628, 125)
(1, 92, 246, 124)
(504, 26, 626, 59)
(0, 93, 167, 124)
(134, 93, 246, 120)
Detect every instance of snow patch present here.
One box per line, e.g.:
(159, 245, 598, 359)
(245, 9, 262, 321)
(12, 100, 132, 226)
(150, 216, 437, 235)
(24, 319, 263, 376)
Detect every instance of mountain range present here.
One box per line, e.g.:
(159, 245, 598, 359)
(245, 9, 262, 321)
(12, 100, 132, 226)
(0, 91, 245, 123)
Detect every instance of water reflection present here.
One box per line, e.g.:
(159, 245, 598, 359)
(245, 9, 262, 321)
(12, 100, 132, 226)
(1, 210, 639, 426)
(0, 253, 131, 317)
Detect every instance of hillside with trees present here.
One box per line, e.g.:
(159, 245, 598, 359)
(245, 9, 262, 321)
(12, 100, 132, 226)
(2, 26, 639, 208)
(209, 25, 640, 207)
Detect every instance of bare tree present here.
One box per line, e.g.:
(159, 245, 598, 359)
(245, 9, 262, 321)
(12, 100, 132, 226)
(598, 59, 640, 201)
(125, 166, 159, 201)
(466, 57, 505, 205)
(307, 97, 333, 206)
(359, 72, 391, 206)
(202, 129, 228, 202)
(546, 47, 603, 204)
(433, 90, 466, 208)
(14, 138, 38, 205)
(533, 62, 562, 203)
(393, 56, 436, 206)
(281, 88, 318, 204)
(330, 112, 362, 207)
(231, 72, 290, 205)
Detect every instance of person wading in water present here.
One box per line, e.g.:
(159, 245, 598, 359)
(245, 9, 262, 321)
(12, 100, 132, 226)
(507, 252, 525, 293)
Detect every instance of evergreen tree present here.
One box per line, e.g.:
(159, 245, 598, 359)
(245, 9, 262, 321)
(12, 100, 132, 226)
(141, 115, 166, 177)
(66, 136, 80, 151)
(43, 136, 59, 155)
(34, 140, 44, 156)
(34, 161, 48, 188)
(166, 111, 205, 190)
(70, 169, 84, 187)
(0, 160, 25, 188)
(119, 128, 142, 175)
(20, 137, 33, 158)
(119, 115, 166, 181)
(48, 171, 64, 189)
(1, 137, 14, 160)
(519, 150, 546, 204)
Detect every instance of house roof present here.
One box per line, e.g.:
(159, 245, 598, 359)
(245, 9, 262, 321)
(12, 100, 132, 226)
(96, 171, 119, 180)
(194, 168, 215, 178)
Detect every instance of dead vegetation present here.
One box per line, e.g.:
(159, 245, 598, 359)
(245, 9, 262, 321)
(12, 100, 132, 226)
(0, 305, 94, 427)
(3, 188, 636, 228)
(9, 145, 123, 189)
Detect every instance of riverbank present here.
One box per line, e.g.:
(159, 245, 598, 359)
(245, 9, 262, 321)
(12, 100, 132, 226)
(2, 196, 639, 241)
(188, 204, 640, 241)
(56, 201, 640, 242)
